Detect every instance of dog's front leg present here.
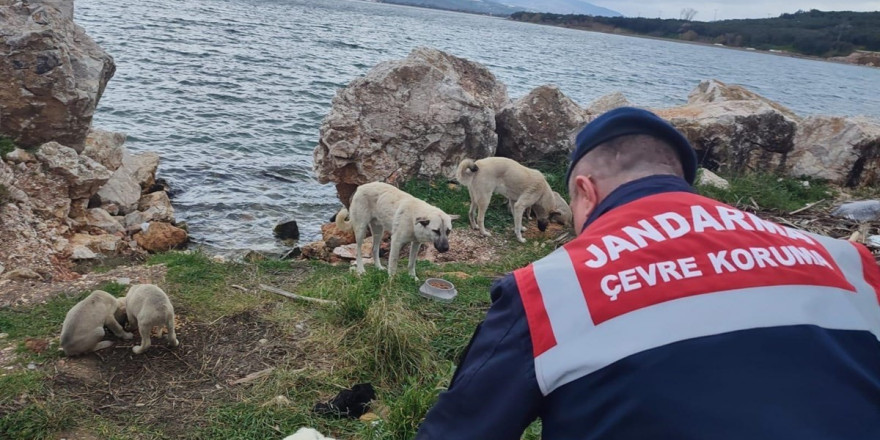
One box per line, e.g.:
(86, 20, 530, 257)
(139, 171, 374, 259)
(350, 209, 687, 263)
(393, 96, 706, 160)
(387, 235, 406, 278)
(407, 242, 421, 280)
(105, 313, 133, 340)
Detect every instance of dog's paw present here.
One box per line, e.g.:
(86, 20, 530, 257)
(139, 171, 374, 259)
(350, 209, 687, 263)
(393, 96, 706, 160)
(94, 340, 114, 351)
(517, 236, 526, 243)
(481, 230, 492, 237)
(169, 338, 180, 348)
(122, 332, 134, 340)
(132, 345, 144, 354)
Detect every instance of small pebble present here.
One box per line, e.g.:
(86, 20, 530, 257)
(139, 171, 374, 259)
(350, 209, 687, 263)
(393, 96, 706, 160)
(258, 338, 268, 345)
(27, 363, 36, 370)
(116, 277, 131, 285)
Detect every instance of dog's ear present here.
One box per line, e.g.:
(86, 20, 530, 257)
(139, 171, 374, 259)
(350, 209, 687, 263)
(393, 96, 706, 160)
(416, 217, 430, 228)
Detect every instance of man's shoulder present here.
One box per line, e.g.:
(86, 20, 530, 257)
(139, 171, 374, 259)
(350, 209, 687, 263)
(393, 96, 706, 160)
(490, 272, 521, 304)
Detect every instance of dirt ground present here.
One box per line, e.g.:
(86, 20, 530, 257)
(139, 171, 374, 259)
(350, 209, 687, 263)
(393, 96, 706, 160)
(50, 307, 310, 435)
(0, 264, 167, 309)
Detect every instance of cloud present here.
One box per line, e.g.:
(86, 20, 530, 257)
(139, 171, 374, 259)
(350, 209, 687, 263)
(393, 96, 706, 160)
(591, 0, 880, 20)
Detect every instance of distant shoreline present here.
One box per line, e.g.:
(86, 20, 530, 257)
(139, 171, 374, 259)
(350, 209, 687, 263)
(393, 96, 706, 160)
(362, 1, 877, 69)
(506, 18, 879, 70)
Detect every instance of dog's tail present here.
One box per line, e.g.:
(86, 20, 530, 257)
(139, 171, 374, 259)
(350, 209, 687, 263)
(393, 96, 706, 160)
(456, 158, 479, 187)
(335, 208, 353, 233)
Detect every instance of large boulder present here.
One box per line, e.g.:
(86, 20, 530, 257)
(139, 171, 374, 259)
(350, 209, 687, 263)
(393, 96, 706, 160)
(789, 116, 880, 187)
(587, 91, 632, 115)
(655, 79, 801, 175)
(35, 141, 112, 200)
(0, 1, 115, 151)
(495, 85, 589, 165)
(313, 47, 508, 205)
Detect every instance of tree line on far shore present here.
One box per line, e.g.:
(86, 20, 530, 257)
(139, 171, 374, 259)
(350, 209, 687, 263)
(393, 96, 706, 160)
(510, 9, 880, 58)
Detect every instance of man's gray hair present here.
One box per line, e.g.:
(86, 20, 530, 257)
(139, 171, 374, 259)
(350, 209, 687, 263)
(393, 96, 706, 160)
(571, 134, 685, 184)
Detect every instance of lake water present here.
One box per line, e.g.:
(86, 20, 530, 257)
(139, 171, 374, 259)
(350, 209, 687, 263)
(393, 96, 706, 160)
(75, 0, 880, 256)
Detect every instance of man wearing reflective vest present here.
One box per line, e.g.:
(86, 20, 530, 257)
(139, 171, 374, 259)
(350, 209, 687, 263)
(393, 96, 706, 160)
(416, 107, 880, 439)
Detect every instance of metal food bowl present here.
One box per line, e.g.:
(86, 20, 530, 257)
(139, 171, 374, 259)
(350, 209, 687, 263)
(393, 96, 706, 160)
(419, 278, 457, 302)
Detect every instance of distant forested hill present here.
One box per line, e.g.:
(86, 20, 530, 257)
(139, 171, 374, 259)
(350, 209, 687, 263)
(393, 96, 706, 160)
(511, 9, 880, 57)
(379, 0, 520, 16)
(499, 0, 621, 17)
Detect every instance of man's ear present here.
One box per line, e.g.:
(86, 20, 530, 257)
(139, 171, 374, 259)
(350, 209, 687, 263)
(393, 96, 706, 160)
(574, 174, 600, 211)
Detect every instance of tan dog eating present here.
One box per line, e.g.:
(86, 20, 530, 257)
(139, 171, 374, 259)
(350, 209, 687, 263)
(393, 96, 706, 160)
(457, 157, 561, 242)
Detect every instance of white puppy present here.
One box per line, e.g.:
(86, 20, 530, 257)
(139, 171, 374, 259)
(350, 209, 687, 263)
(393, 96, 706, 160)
(283, 428, 336, 440)
(121, 284, 179, 354)
(457, 157, 561, 242)
(60, 290, 132, 356)
(336, 182, 452, 280)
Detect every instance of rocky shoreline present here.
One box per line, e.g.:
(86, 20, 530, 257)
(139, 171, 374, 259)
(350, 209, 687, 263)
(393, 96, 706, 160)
(1, 1, 186, 283)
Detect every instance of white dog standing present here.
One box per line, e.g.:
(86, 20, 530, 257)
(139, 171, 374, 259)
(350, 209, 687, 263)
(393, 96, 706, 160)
(457, 157, 561, 243)
(60, 290, 132, 356)
(336, 182, 452, 280)
(121, 284, 179, 354)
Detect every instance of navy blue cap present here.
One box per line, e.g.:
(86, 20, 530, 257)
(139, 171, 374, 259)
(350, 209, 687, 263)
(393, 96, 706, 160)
(566, 107, 698, 185)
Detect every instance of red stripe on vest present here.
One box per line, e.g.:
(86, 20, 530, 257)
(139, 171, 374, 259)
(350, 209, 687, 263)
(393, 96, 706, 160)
(853, 242, 880, 305)
(514, 264, 557, 357)
(564, 192, 855, 325)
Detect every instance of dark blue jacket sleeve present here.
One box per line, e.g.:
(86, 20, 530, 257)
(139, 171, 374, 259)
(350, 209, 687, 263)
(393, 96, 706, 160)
(416, 275, 543, 440)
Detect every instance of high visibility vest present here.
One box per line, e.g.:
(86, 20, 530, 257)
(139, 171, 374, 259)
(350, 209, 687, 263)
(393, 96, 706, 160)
(514, 191, 880, 396)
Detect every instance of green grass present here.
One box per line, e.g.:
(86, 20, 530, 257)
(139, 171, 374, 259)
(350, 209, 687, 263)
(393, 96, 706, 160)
(0, 370, 45, 404)
(695, 171, 833, 212)
(0, 136, 15, 160)
(0, 281, 125, 340)
(146, 251, 265, 321)
(0, 402, 80, 440)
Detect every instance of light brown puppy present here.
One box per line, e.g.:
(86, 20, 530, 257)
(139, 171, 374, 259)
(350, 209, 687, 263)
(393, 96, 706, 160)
(121, 284, 179, 354)
(457, 157, 560, 242)
(60, 290, 132, 356)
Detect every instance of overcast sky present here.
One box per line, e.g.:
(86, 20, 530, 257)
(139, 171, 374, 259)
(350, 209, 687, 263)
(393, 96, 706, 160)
(590, 0, 880, 20)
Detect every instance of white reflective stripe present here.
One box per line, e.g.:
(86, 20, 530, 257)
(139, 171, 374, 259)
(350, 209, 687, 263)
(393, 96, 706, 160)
(534, 284, 875, 395)
(808, 233, 880, 336)
(532, 246, 594, 345)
